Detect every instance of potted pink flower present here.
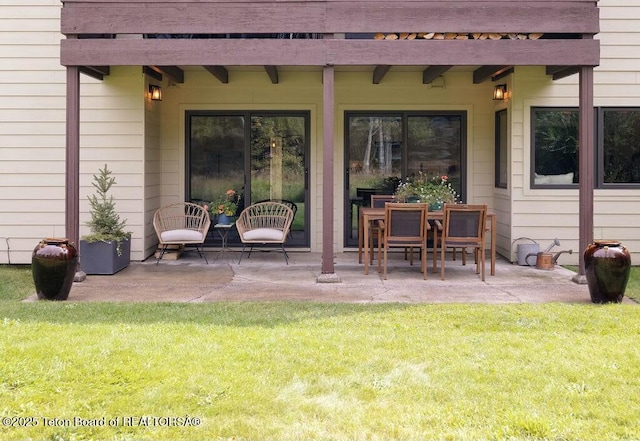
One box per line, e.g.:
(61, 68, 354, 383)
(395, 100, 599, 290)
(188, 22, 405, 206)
(210, 189, 241, 224)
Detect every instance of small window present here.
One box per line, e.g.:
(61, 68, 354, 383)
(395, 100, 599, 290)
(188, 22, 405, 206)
(600, 108, 640, 186)
(531, 108, 579, 187)
(495, 110, 508, 188)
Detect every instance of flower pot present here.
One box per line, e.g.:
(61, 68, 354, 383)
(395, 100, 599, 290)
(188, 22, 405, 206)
(584, 240, 631, 303)
(32, 238, 78, 301)
(80, 237, 131, 275)
(428, 201, 443, 211)
(217, 214, 232, 225)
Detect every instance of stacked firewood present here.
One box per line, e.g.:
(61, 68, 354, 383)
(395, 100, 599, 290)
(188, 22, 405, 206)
(374, 33, 543, 40)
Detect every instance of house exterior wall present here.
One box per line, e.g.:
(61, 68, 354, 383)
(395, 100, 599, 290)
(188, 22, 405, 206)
(507, 0, 640, 266)
(3, 0, 638, 267)
(1, 0, 67, 264)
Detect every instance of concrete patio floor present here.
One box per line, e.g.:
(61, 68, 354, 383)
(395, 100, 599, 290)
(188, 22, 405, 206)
(50, 249, 637, 304)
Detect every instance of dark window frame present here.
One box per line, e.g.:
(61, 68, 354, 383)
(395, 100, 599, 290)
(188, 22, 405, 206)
(495, 109, 508, 189)
(530, 107, 580, 189)
(598, 107, 640, 189)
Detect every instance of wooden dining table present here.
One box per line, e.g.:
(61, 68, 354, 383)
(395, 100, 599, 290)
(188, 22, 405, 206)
(358, 206, 497, 276)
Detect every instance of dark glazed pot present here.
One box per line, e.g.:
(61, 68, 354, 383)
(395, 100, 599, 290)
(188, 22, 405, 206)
(584, 240, 631, 303)
(32, 238, 78, 301)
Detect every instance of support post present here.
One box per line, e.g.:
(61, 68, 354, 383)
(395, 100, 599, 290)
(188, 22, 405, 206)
(319, 64, 339, 281)
(66, 65, 85, 281)
(573, 65, 594, 283)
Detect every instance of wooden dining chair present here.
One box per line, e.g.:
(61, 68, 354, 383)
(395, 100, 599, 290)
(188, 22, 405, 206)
(368, 194, 395, 263)
(377, 202, 430, 280)
(438, 203, 487, 281)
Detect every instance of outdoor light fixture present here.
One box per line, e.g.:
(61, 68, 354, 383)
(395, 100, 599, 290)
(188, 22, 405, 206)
(493, 84, 507, 101)
(148, 84, 162, 101)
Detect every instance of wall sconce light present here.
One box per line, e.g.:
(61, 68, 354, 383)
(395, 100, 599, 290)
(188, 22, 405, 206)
(148, 84, 162, 101)
(493, 84, 507, 101)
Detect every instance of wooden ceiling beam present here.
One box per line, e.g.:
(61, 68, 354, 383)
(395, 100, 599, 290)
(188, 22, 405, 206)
(373, 65, 391, 84)
(473, 65, 513, 84)
(548, 66, 581, 80)
(422, 65, 452, 84)
(148, 65, 184, 83)
(203, 65, 229, 83)
(79, 66, 110, 81)
(264, 65, 279, 84)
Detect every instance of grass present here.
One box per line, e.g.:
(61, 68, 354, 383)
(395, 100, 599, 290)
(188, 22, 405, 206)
(1, 266, 639, 441)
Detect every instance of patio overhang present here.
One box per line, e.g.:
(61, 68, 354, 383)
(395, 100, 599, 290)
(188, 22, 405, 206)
(60, 0, 600, 277)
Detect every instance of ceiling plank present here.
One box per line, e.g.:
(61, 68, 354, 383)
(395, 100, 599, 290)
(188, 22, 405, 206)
(264, 65, 279, 84)
(149, 65, 184, 83)
(473, 65, 512, 84)
(422, 65, 452, 84)
(373, 65, 391, 84)
(203, 65, 229, 83)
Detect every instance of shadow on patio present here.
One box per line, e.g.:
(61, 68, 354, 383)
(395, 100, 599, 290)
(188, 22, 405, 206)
(55, 249, 624, 304)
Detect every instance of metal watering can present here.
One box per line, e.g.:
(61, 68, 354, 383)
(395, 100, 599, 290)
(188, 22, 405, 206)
(524, 238, 573, 270)
(512, 237, 539, 266)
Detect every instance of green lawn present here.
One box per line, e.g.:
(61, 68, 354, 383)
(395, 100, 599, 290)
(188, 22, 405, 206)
(1, 266, 639, 441)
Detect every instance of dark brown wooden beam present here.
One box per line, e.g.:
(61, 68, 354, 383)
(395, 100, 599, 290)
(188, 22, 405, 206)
(203, 65, 229, 83)
(79, 65, 110, 80)
(473, 65, 512, 84)
(264, 65, 279, 84)
(143, 66, 162, 81)
(61, 2, 599, 35)
(546, 65, 570, 75)
(422, 65, 452, 84)
(492, 67, 514, 82)
(548, 65, 581, 80)
(61, 39, 601, 68)
(372, 65, 391, 84)
(149, 65, 184, 83)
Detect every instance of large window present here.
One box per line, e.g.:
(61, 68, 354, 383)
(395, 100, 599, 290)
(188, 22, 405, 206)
(531, 107, 640, 188)
(344, 111, 466, 246)
(600, 108, 640, 186)
(531, 108, 579, 187)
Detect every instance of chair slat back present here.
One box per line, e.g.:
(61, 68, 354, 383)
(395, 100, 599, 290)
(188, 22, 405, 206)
(443, 204, 487, 244)
(384, 202, 428, 245)
(371, 194, 395, 208)
(154, 202, 209, 233)
(236, 201, 294, 235)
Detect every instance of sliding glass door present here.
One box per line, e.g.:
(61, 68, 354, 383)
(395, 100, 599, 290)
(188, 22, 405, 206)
(344, 111, 466, 247)
(187, 111, 309, 247)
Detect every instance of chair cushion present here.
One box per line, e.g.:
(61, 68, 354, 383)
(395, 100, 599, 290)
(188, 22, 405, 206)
(243, 228, 284, 242)
(161, 229, 204, 242)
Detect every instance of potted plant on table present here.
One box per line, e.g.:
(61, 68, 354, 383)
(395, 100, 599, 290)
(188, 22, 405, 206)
(210, 189, 241, 225)
(79, 164, 131, 275)
(394, 172, 458, 210)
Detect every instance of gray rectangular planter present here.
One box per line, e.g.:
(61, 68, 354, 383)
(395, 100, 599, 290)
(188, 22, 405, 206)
(80, 238, 131, 275)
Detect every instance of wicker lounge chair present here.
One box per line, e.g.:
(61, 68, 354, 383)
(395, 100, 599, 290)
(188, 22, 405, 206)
(153, 202, 211, 264)
(235, 201, 294, 264)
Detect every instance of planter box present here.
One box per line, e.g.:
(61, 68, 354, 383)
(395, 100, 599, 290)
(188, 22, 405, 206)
(80, 238, 131, 275)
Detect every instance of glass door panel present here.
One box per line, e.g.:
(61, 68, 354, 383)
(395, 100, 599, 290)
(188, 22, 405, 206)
(407, 114, 464, 198)
(188, 115, 245, 207)
(345, 112, 465, 248)
(187, 112, 309, 247)
(345, 115, 402, 245)
(250, 115, 307, 245)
